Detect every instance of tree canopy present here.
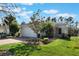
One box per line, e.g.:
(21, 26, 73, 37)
(3, 14, 19, 36)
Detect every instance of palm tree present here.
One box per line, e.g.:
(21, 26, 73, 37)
(46, 16, 51, 22)
(51, 17, 56, 22)
(75, 21, 79, 35)
(66, 16, 74, 36)
(58, 16, 64, 22)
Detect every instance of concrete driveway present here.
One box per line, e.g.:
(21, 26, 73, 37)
(0, 39, 22, 45)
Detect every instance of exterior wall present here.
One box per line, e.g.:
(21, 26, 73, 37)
(55, 23, 68, 37)
(20, 24, 37, 38)
(56, 23, 68, 34)
(20, 22, 69, 38)
(0, 25, 9, 34)
(58, 25, 68, 34)
(0, 26, 5, 33)
(5, 25, 9, 34)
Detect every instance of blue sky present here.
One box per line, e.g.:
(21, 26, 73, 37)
(0, 3, 79, 24)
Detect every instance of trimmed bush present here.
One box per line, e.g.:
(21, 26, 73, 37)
(42, 38, 50, 44)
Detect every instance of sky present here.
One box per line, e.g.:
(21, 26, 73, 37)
(0, 3, 79, 24)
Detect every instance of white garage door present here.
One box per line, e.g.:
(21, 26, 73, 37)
(21, 25, 37, 38)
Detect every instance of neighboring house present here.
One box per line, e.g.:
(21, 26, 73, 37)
(20, 22, 37, 38)
(0, 23, 9, 35)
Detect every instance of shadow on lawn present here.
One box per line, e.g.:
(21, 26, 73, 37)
(9, 43, 41, 56)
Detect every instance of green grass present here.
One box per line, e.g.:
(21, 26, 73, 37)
(1, 36, 79, 56)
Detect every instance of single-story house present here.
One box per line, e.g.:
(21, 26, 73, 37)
(20, 22, 69, 38)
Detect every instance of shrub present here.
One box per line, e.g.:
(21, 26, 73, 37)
(42, 38, 50, 44)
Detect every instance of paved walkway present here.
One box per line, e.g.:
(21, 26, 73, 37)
(0, 39, 22, 45)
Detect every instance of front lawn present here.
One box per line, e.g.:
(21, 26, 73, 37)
(0, 36, 79, 56)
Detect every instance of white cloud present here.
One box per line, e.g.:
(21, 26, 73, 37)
(12, 7, 33, 14)
(55, 13, 77, 18)
(17, 11, 33, 19)
(4, 7, 22, 13)
(25, 11, 33, 14)
(26, 3, 33, 5)
(19, 12, 29, 18)
(18, 11, 33, 16)
(22, 3, 33, 6)
(12, 7, 22, 13)
(43, 9, 59, 14)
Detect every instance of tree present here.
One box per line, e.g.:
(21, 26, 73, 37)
(41, 22, 53, 38)
(75, 21, 79, 35)
(10, 23, 19, 36)
(30, 9, 41, 33)
(3, 14, 19, 36)
(51, 17, 56, 22)
(30, 9, 41, 22)
(46, 16, 51, 22)
(4, 14, 16, 26)
(66, 17, 74, 36)
(58, 16, 64, 22)
(65, 17, 73, 24)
